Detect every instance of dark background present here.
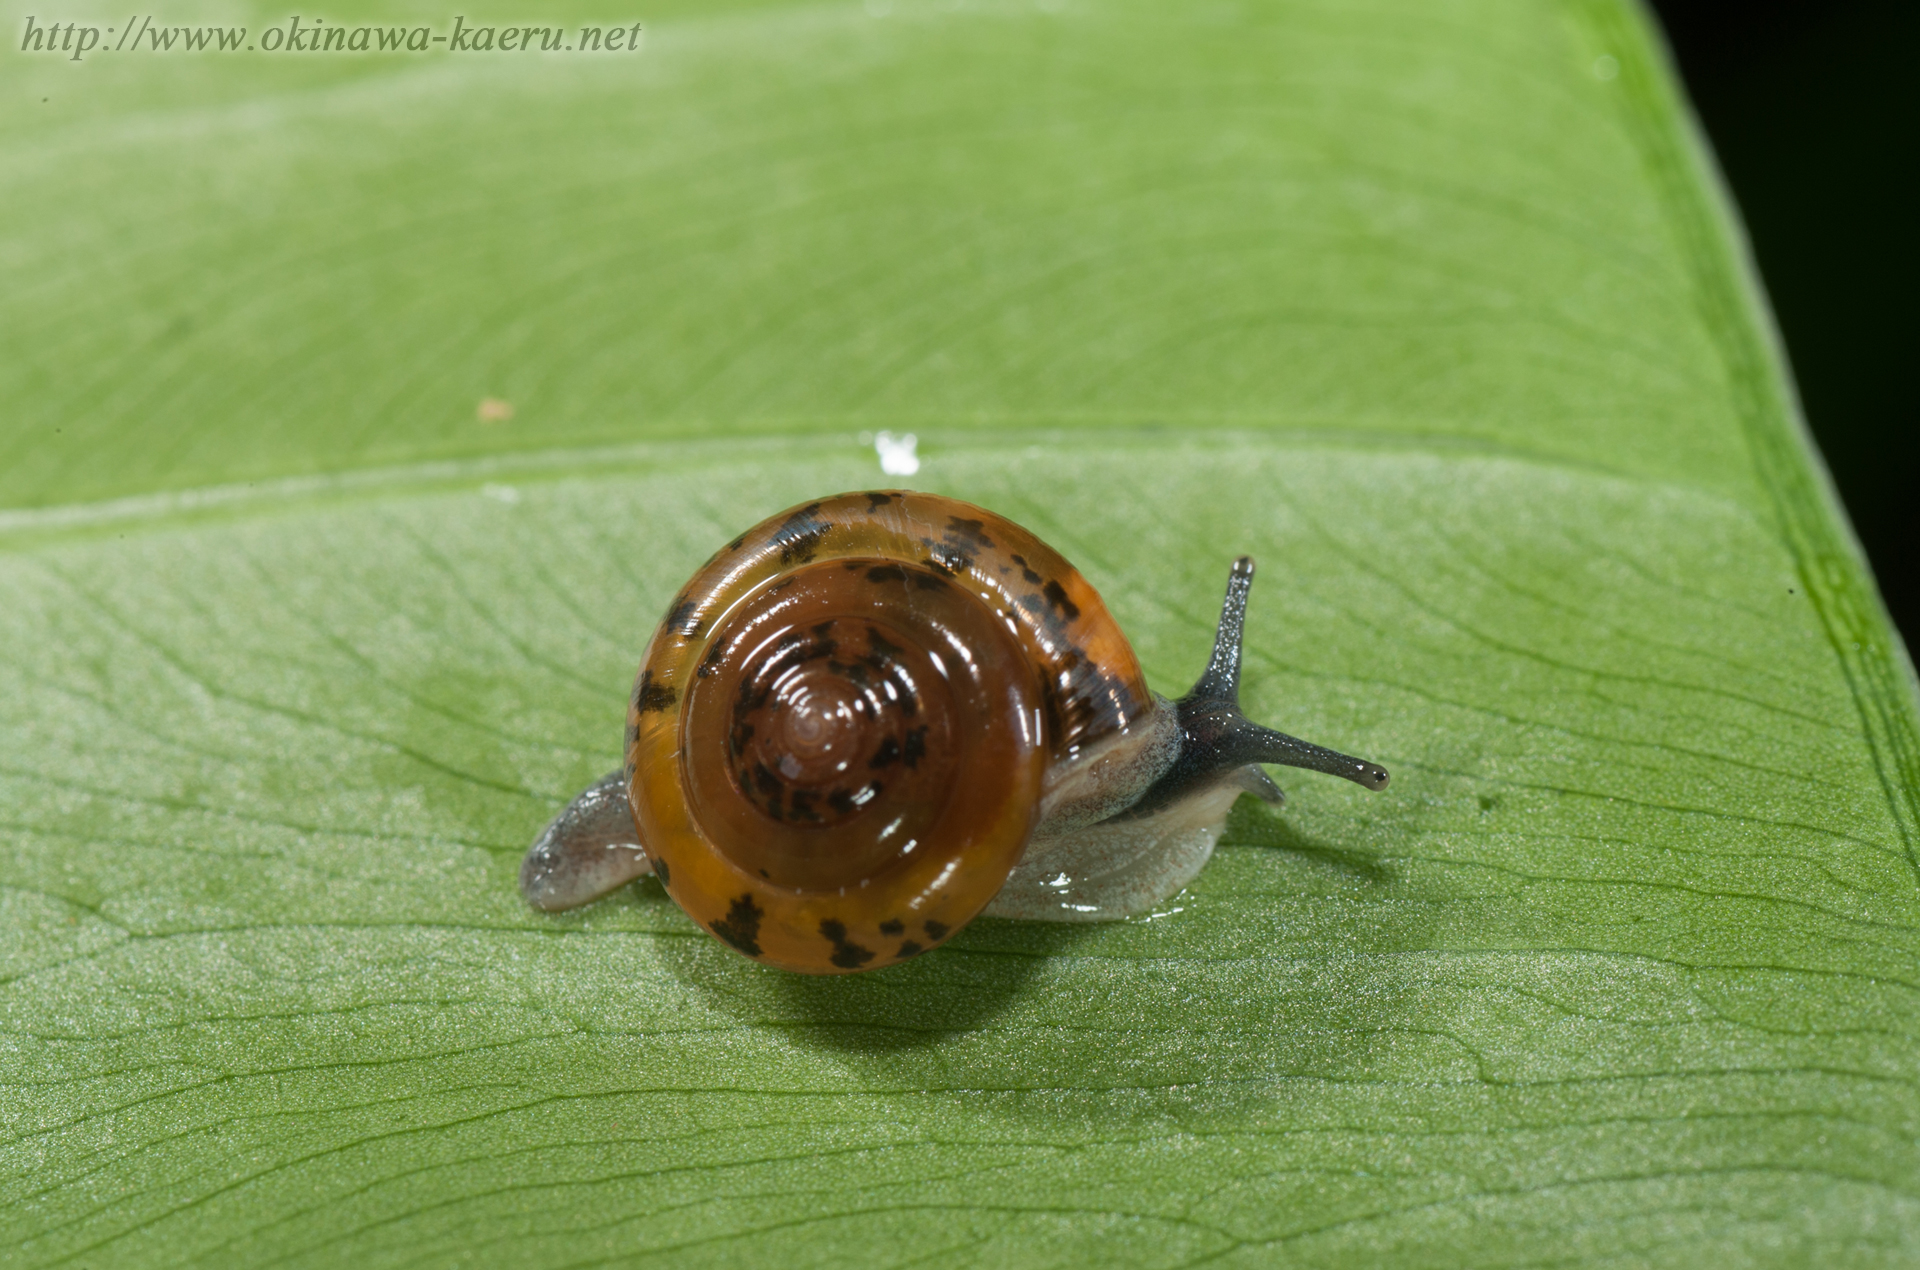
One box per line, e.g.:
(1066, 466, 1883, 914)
(1646, 0, 1916, 645)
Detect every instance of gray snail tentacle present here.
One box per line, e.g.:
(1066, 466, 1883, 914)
(1118, 556, 1389, 822)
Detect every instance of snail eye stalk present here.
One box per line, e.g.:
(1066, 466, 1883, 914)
(1115, 556, 1389, 821)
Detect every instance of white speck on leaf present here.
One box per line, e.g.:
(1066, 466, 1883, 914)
(874, 431, 920, 475)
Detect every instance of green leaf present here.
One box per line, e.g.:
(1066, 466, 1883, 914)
(4, 0, 1917, 1265)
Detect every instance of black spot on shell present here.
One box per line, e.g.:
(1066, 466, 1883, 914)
(772, 503, 832, 565)
(901, 725, 928, 769)
(829, 658, 871, 686)
(1011, 553, 1043, 585)
(864, 491, 894, 511)
(1035, 639, 1141, 751)
(664, 596, 701, 637)
(895, 940, 923, 959)
(945, 517, 994, 551)
(727, 535, 747, 552)
(651, 856, 670, 887)
(827, 782, 882, 816)
(919, 517, 997, 577)
(923, 920, 949, 941)
(866, 564, 907, 584)
(912, 571, 948, 591)
(752, 763, 783, 818)
(928, 547, 970, 574)
(869, 736, 900, 769)
(866, 627, 904, 663)
(1015, 590, 1078, 642)
(819, 919, 876, 969)
(734, 673, 773, 725)
(1043, 579, 1082, 621)
(879, 919, 905, 936)
(635, 670, 677, 713)
(711, 893, 764, 957)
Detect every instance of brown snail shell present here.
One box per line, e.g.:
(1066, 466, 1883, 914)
(522, 490, 1389, 974)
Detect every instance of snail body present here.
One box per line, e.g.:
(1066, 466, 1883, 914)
(521, 491, 1388, 974)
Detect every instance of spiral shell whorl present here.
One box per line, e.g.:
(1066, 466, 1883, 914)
(626, 491, 1151, 974)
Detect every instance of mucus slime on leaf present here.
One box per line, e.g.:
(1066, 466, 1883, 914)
(520, 491, 1390, 974)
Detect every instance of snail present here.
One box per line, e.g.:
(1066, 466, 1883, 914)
(520, 491, 1389, 974)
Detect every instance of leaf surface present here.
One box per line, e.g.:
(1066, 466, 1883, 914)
(3, 1, 1917, 1266)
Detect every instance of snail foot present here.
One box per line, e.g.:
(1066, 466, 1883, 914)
(520, 769, 654, 911)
